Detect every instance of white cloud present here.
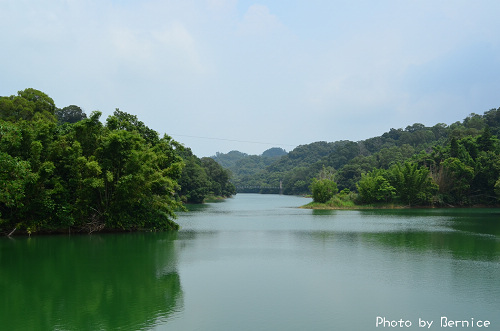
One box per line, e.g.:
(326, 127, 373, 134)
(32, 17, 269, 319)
(109, 27, 153, 63)
(206, 0, 236, 13)
(106, 21, 207, 75)
(237, 4, 283, 36)
(153, 22, 208, 74)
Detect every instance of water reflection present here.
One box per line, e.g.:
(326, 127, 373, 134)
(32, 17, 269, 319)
(305, 208, 500, 261)
(173, 197, 500, 330)
(0, 232, 183, 330)
(355, 208, 500, 260)
(291, 228, 500, 318)
(311, 209, 339, 216)
(364, 230, 500, 261)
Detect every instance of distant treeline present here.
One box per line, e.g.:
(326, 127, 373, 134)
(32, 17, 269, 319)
(0, 88, 235, 235)
(213, 109, 500, 206)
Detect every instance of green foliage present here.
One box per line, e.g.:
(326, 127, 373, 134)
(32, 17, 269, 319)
(303, 190, 357, 209)
(212, 148, 287, 193)
(356, 169, 396, 203)
(0, 89, 235, 235)
(55, 105, 87, 124)
(213, 121, 457, 195)
(310, 178, 338, 203)
(262, 147, 287, 158)
(495, 178, 500, 199)
(424, 128, 500, 205)
(0, 88, 56, 122)
(106, 109, 160, 145)
(388, 162, 438, 206)
(471, 151, 500, 203)
(337, 155, 377, 191)
(339, 188, 350, 195)
(328, 191, 357, 207)
(177, 149, 236, 203)
(178, 152, 210, 203)
(212, 150, 249, 169)
(0, 152, 35, 209)
(431, 157, 474, 204)
(201, 157, 236, 197)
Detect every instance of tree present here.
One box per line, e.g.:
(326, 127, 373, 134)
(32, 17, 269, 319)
(356, 169, 395, 203)
(201, 157, 236, 197)
(1, 96, 185, 234)
(388, 162, 438, 206)
(0, 88, 56, 122)
(310, 178, 338, 203)
(463, 113, 486, 130)
(178, 155, 210, 203)
(106, 109, 159, 146)
(283, 166, 313, 195)
(56, 105, 87, 124)
(17, 88, 56, 115)
(0, 152, 35, 217)
(431, 157, 474, 205)
(73, 111, 104, 157)
(495, 178, 500, 199)
(262, 147, 287, 158)
(450, 137, 459, 158)
(470, 151, 500, 203)
(476, 126, 497, 152)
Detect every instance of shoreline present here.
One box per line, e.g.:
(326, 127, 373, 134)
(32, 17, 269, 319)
(300, 203, 500, 210)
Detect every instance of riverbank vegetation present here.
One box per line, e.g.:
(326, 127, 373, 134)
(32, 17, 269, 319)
(0, 89, 235, 235)
(305, 123, 500, 209)
(214, 109, 500, 208)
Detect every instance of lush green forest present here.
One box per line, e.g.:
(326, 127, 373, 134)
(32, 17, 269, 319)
(211, 147, 287, 193)
(213, 109, 500, 207)
(0, 88, 235, 235)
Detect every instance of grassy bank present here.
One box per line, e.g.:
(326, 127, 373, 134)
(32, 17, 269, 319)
(301, 192, 408, 210)
(203, 195, 233, 203)
(301, 201, 407, 210)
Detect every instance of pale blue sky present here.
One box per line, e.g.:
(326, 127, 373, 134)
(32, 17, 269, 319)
(1, 0, 500, 156)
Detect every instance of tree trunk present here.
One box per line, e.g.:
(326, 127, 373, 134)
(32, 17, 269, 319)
(8, 227, 17, 237)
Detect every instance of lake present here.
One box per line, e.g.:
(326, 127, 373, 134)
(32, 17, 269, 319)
(1, 193, 499, 330)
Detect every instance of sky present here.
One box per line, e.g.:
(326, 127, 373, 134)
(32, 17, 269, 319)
(1, 0, 500, 157)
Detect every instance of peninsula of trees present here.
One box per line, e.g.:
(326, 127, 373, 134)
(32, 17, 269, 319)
(213, 109, 500, 208)
(0, 88, 235, 235)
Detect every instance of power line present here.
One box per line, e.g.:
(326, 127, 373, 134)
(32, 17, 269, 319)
(169, 133, 296, 147)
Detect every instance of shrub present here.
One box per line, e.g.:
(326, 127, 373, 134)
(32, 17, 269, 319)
(310, 178, 338, 203)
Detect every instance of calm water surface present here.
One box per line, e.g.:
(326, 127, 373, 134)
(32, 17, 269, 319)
(1, 194, 499, 330)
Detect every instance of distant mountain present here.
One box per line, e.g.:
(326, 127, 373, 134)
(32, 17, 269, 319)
(211, 147, 288, 193)
(211, 150, 249, 170)
(262, 147, 287, 158)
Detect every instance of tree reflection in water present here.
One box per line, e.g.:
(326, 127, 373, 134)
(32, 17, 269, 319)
(0, 232, 183, 330)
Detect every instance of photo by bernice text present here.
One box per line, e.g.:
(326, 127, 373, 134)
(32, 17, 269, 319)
(376, 316, 492, 328)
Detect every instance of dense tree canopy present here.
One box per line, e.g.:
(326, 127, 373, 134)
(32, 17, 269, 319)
(310, 178, 338, 203)
(55, 105, 87, 124)
(356, 169, 395, 203)
(177, 149, 236, 203)
(0, 89, 235, 235)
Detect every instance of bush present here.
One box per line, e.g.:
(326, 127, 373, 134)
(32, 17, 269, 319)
(356, 169, 396, 203)
(310, 178, 338, 203)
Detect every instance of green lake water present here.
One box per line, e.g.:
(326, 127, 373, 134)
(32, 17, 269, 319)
(1, 193, 499, 330)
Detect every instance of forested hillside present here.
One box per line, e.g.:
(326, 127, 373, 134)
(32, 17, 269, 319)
(0, 88, 235, 235)
(214, 109, 500, 206)
(212, 147, 287, 193)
